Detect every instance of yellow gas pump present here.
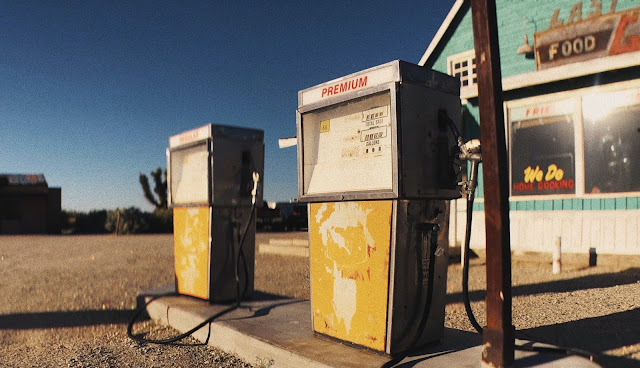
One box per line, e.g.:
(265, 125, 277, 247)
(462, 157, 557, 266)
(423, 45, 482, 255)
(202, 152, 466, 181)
(167, 124, 264, 303)
(296, 60, 461, 354)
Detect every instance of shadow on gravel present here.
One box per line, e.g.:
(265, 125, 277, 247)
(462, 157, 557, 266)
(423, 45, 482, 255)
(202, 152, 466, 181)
(447, 269, 640, 367)
(394, 328, 482, 367)
(519, 308, 640, 368)
(448, 267, 640, 303)
(0, 309, 136, 330)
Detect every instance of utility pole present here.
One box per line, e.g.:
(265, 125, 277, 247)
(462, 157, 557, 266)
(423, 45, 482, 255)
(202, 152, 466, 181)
(469, 0, 515, 366)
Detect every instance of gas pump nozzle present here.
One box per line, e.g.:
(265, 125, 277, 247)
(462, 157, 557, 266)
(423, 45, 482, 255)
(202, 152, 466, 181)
(458, 139, 482, 202)
(251, 172, 260, 205)
(437, 109, 482, 201)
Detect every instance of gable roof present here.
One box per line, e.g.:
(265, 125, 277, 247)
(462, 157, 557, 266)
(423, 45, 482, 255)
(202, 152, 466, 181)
(418, 0, 465, 66)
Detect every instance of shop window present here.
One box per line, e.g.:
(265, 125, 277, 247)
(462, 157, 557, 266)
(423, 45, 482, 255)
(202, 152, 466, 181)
(582, 88, 640, 194)
(447, 50, 477, 88)
(509, 99, 576, 196)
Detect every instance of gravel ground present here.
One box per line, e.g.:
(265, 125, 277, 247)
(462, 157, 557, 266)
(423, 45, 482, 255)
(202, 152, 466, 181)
(1, 234, 639, 367)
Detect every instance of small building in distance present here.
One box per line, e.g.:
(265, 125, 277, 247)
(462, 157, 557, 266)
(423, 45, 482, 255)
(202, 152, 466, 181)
(0, 174, 61, 234)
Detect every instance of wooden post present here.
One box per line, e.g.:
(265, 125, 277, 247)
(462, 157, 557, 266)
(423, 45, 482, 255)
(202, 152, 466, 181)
(116, 210, 120, 236)
(469, 0, 515, 366)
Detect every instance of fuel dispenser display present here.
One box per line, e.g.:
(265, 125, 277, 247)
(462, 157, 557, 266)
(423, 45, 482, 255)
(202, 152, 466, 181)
(296, 60, 461, 354)
(167, 124, 264, 303)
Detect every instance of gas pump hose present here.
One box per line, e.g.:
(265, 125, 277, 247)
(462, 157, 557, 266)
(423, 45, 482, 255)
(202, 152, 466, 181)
(126, 177, 259, 345)
(381, 223, 440, 368)
(459, 168, 595, 361)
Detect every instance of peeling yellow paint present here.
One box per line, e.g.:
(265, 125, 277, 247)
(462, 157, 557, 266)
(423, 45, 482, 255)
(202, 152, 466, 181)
(173, 207, 210, 299)
(309, 200, 392, 351)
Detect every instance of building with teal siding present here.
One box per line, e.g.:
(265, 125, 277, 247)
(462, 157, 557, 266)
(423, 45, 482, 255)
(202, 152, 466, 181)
(420, 0, 640, 254)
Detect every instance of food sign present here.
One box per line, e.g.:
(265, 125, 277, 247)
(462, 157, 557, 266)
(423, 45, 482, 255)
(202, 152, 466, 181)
(535, 1, 640, 70)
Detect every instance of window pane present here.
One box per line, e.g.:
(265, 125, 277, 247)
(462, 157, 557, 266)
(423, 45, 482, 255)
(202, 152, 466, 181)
(170, 143, 210, 204)
(583, 89, 640, 193)
(509, 99, 576, 196)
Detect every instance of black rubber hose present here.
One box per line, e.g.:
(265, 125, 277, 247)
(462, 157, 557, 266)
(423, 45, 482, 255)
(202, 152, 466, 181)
(381, 224, 439, 368)
(127, 201, 256, 345)
(458, 172, 596, 360)
(462, 190, 483, 335)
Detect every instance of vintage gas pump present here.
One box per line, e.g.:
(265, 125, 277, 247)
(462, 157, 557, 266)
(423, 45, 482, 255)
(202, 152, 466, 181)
(296, 60, 461, 355)
(167, 124, 264, 303)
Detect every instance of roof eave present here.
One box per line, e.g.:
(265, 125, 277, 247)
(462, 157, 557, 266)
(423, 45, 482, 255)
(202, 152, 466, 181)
(418, 0, 466, 66)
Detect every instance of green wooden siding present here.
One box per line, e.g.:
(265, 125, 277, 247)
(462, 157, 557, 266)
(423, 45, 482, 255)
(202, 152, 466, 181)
(498, 197, 640, 211)
(425, 0, 639, 79)
(425, 0, 640, 211)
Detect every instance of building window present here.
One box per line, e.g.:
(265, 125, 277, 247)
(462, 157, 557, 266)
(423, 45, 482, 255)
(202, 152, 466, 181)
(447, 50, 477, 88)
(509, 99, 576, 196)
(582, 88, 640, 194)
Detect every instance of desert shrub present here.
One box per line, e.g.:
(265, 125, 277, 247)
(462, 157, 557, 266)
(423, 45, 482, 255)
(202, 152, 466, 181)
(62, 207, 173, 234)
(63, 210, 109, 234)
(148, 208, 173, 233)
(105, 207, 150, 234)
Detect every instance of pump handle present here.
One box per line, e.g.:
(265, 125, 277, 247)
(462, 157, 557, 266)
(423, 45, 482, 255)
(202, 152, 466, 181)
(251, 172, 260, 205)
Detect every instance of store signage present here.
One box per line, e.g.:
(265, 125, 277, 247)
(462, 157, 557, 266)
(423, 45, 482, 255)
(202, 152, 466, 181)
(513, 162, 575, 195)
(509, 99, 574, 122)
(535, 3, 640, 70)
(169, 125, 210, 148)
(300, 63, 397, 106)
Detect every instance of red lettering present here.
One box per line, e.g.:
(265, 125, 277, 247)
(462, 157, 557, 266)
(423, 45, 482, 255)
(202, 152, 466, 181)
(525, 104, 558, 118)
(360, 76, 368, 88)
(321, 76, 368, 99)
(610, 12, 640, 55)
(536, 179, 574, 191)
(513, 182, 534, 192)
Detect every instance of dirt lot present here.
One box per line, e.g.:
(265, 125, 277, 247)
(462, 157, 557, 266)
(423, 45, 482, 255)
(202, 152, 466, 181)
(0, 234, 639, 367)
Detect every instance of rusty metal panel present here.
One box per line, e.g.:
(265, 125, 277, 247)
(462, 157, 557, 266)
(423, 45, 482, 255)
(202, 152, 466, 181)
(308, 200, 393, 352)
(388, 199, 450, 354)
(173, 206, 210, 300)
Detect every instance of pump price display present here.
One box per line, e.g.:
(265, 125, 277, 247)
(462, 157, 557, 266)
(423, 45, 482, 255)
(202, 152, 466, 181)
(302, 91, 393, 195)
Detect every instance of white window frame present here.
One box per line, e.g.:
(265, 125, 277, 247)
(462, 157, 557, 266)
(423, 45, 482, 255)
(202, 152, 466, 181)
(447, 49, 477, 89)
(506, 79, 640, 200)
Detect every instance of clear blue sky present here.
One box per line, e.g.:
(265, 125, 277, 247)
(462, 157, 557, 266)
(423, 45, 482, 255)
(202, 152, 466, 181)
(1, 1, 453, 212)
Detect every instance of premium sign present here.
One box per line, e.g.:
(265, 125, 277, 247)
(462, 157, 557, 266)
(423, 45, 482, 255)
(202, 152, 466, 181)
(299, 63, 398, 106)
(535, 4, 640, 70)
(169, 125, 210, 148)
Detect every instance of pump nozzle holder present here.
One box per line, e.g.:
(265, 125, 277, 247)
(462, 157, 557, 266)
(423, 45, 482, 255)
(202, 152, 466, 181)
(459, 139, 482, 163)
(251, 172, 260, 205)
(457, 139, 482, 201)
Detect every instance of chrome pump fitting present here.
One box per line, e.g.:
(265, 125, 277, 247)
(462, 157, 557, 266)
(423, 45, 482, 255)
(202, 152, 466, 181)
(458, 139, 482, 201)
